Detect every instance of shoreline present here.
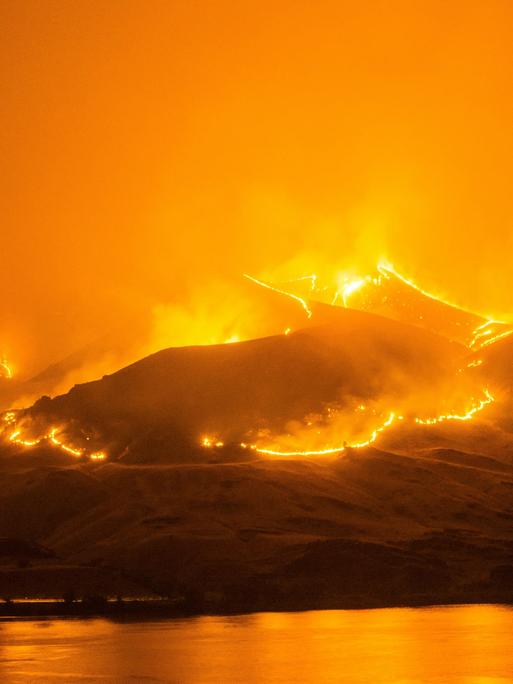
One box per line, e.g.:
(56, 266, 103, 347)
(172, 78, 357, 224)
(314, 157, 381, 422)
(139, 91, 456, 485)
(2, 595, 512, 620)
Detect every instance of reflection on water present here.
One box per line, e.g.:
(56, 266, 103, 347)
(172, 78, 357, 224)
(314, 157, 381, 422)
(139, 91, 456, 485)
(1, 604, 513, 683)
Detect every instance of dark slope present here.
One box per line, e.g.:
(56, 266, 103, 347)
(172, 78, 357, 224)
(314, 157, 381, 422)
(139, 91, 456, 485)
(1, 440, 513, 608)
(17, 308, 467, 462)
(0, 277, 312, 413)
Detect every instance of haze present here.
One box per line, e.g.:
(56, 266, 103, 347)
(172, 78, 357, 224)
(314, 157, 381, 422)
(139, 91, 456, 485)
(2, 0, 513, 378)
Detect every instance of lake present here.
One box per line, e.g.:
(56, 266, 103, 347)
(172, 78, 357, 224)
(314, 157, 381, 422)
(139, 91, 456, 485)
(1, 604, 513, 683)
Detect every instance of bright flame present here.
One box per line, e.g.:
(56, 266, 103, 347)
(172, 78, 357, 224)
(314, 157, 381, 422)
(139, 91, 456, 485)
(2, 412, 107, 462)
(0, 356, 13, 379)
(477, 329, 513, 350)
(377, 261, 464, 309)
(335, 275, 367, 307)
(239, 412, 402, 456)
(201, 435, 224, 448)
(414, 388, 494, 425)
(468, 320, 512, 350)
(203, 389, 494, 457)
(243, 273, 313, 318)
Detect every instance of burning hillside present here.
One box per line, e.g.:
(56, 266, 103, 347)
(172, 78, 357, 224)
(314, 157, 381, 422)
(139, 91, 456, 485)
(0, 264, 509, 465)
(1, 264, 513, 609)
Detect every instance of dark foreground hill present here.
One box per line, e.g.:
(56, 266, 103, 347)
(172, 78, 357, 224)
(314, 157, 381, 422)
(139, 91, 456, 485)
(1, 433, 513, 612)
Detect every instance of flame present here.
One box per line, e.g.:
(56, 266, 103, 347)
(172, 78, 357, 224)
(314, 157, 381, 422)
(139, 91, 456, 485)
(335, 276, 367, 307)
(414, 388, 494, 425)
(201, 435, 224, 448)
(377, 261, 465, 310)
(0, 356, 13, 379)
(202, 389, 494, 457)
(2, 412, 106, 462)
(242, 411, 402, 457)
(243, 273, 313, 318)
(468, 320, 512, 350)
(477, 329, 513, 350)
(243, 264, 513, 354)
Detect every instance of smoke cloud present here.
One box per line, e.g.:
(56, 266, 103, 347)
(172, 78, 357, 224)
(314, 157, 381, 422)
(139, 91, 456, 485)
(2, 1, 513, 381)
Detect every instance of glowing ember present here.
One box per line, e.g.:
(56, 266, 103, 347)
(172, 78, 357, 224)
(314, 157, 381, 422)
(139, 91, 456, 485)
(201, 435, 224, 448)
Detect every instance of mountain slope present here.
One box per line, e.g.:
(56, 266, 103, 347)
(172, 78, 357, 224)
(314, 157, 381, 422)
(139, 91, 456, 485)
(13, 308, 469, 463)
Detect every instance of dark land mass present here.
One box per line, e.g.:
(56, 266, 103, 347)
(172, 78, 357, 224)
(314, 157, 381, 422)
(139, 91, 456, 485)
(1, 296, 513, 615)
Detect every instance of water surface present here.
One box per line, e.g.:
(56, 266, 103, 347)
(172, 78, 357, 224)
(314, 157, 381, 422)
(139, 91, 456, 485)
(1, 604, 513, 683)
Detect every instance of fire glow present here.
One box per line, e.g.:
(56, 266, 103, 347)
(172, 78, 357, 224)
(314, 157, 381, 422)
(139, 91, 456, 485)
(0, 263, 509, 464)
(0, 356, 13, 379)
(246, 262, 513, 352)
(200, 388, 494, 458)
(2, 412, 106, 462)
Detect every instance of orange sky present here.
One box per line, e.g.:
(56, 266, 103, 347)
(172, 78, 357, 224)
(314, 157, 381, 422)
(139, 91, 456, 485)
(2, 0, 513, 375)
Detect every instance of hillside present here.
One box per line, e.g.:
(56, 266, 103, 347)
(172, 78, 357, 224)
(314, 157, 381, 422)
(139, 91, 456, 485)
(0, 300, 511, 611)
(12, 307, 469, 463)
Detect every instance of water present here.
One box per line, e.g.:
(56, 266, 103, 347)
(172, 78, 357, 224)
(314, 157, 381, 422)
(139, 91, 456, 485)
(1, 604, 513, 683)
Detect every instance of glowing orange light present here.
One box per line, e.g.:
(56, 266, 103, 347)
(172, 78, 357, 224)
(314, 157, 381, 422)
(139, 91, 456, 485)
(0, 356, 13, 379)
(478, 329, 513, 349)
(414, 388, 494, 425)
(2, 413, 107, 462)
(242, 412, 402, 456)
(243, 273, 313, 318)
(335, 276, 368, 307)
(200, 435, 224, 448)
(468, 320, 509, 349)
(199, 388, 494, 458)
(377, 261, 462, 309)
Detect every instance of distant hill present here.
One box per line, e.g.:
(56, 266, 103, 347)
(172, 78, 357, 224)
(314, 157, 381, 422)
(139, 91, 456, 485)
(14, 307, 467, 463)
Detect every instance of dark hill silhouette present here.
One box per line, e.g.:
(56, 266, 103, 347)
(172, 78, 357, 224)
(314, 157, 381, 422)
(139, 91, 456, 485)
(17, 307, 467, 463)
(1, 295, 512, 611)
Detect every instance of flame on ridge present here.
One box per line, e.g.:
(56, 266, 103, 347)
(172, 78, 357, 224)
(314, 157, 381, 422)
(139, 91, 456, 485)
(200, 388, 494, 457)
(243, 273, 313, 318)
(247, 262, 513, 352)
(2, 412, 106, 462)
(414, 388, 494, 425)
